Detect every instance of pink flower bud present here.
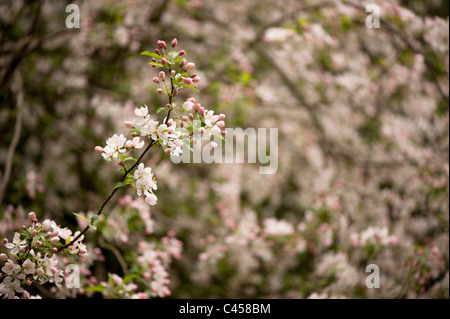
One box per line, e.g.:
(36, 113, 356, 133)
(36, 240, 42, 247)
(161, 58, 167, 65)
(216, 121, 225, 128)
(157, 40, 167, 48)
(19, 247, 26, 253)
(182, 116, 189, 122)
(125, 121, 135, 129)
(171, 70, 176, 76)
(183, 77, 193, 85)
(157, 88, 163, 94)
(0, 253, 7, 261)
(171, 38, 178, 47)
(194, 103, 201, 112)
(51, 247, 58, 253)
(159, 71, 166, 81)
(46, 232, 53, 237)
(173, 89, 178, 96)
(189, 113, 194, 120)
(165, 148, 172, 155)
(28, 212, 36, 221)
(182, 101, 194, 111)
(52, 230, 59, 237)
(50, 236, 60, 244)
(187, 97, 196, 103)
(180, 60, 185, 67)
(212, 126, 221, 135)
(210, 141, 218, 149)
(152, 57, 157, 63)
(143, 272, 151, 280)
(26, 280, 32, 286)
(199, 107, 206, 115)
(153, 77, 159, 84)
(131, 132, 139, 137)
(2, 238, 8, 245)
(193, 76, 201, 83)
(37, 268, 45, 276)
(221, 130, 227, 136)
(31, 230, 37, 238)
(199, 127, 206, 135)
(180, 121, 185, 128)
(185, 62, 195, 71)
(167, 128, 173, 134)
(179, 50, 186, 56)
(154, 48, 160, 55)
(125, 140, 133, 149)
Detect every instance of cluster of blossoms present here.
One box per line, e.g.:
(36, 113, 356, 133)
(96, 38, 226, 208)
(0, 212, 88, 299)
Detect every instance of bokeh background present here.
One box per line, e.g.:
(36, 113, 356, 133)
(0, 0, 449, 298)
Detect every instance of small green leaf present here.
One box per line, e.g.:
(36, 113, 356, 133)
(156, 107, 167, 114)
(114, 181, 130, 189)
(149, 62, 164, 68)
(73, 213, 88, 223)
(183, 84, 200, 92)
(84, 286, 106, 293)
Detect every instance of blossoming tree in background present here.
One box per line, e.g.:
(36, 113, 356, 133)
(0, 0, 448, 299)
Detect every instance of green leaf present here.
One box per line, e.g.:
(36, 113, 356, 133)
(73, 213, 88, 223)
(182, 84, 200, 92)
(149, 62, 164, 68)
(123, 157, 137, 163)
(84, 285, 106, 293)
(114, 181, 130, 189)
(156, 106, 168, 114)
(213, 134, 226, 142)
(168, 50, 179, 62)
(140, 51, 161, 60)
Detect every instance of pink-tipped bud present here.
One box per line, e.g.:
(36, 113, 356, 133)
(193, 76, 200, 83)
(157, 88, 163, 95)
(26, 280, 32, 287)
(35, 240, 42, 247)
(157, 40, 167, 49)
(153, 77, 159, 84)
(46, 232, 53, 237)
(221, 130, 227, 136)
(189, 113, 194, 120)
(218, 114, 226, 121)
(0, 253, 7, 262)
(159, 71, 166, 81)
(191, 73, 197, 78)
(171, 38, 178, 47)
(143, 272, 151, 280)
(171, 70, 176, 76)
(173, 89, 178, 96)
(161, 58, 167, 65)
(19, 247, 26, 253)
(154, 48, 160, 55)
(210, 141, 218, 149)
(131, 132, 139, 137)
(31, 230, 37, 238)
(179, 50, 186, 56)
(51, 247, 58, 253)
(212, 126, 221, 135)
(180, 121, 185, 128)
(180, 60, 185, 67)
(95, 146, 104, 154)
(125, 140, 133, 149)
(187, 97, 196, 103)
(199, 107, 206, 115)
(185, 62, 195, 71)
(199, 127, 206, 135)
(50, 236, 60, 244)
(167, 128, 173, 134)
(216, 120, 225, 128)
(52, 230, 59, 237)
(183, 77, 193, 85)
(165, 148, 172, 155)
(28, 212, 36, 221)
(194, 103, 201, 112)
(167, 103, 172, 109)
(125, 121, 135, 129)
(152, 57, 157, 62)
(182, 116, 189, 122)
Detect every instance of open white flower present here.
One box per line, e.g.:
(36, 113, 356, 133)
(22, 259, 36, 275)
(0, 274, 25, 299)
(1, 259, 21, 276)
(204, 110, 219, 127)
(5, 233, 27, 255)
